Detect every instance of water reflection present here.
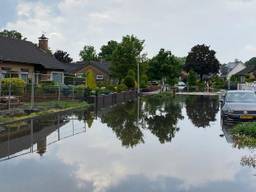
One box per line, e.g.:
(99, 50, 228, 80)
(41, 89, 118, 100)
(1, 95, 256, 192)
(185, 96, 219, 128)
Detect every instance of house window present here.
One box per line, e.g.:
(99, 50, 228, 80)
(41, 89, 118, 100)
(51, 72, 63, 84)
(20, 72, 29, 83)
(96, 74, 104, 80)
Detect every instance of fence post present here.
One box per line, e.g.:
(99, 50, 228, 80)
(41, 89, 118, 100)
(8, 83, 11, 111)
(58, 84, 61, 101)
(30, 73, 35, 109)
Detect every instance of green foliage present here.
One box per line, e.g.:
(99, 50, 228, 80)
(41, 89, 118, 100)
(1, 78, 26, 95)
(187, 70, 197, 86)
(110, 35, 144, 81)
(148, 49, 182, 86)
(53, 50, 73, 63)
(0, 29, 26, 40)
(211, 75, 225, 89)
(86, 70, 97, 90)
(123, 70, 136, 88)
(116, 84, 128, 92)
(79, 45, 98, 61)
(99, 40, 119, 61)
(140, 74, 148, 88)
(245, 57, 256, 67)
(184, 44, 220, 81)
(232, 122, 256, 138)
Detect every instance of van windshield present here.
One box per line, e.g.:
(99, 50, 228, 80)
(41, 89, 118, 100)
(226, 92, 256, 103)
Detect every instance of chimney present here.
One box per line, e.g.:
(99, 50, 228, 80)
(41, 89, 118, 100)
(38, 34, 48, 51)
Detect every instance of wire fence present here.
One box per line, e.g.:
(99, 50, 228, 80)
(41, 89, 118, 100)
(0, 72, 87, 111)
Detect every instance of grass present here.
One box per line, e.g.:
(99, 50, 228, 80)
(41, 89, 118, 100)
(231, 122, 256, 149)
(0, 100, 89, 124)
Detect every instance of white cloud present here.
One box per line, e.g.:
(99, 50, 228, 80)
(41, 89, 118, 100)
(2, 0, 256, 62)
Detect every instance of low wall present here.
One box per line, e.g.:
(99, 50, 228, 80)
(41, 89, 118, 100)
(87, 90, 137, 108)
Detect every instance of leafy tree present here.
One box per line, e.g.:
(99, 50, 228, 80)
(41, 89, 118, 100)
(53, 50, 73, 63)
(245, 57, 256, 66)
(99, 40, 119, 61)
(175, 56, 186, 66)
(80, 45, 98, 61)
(148, 49, 182, 89)
(184, 44, 220, 81)
(123, 70, 136, 88)
(0, 29, 26, 40)
(110, 35, 144, 82)
(187, 70, 197, 86)
(86, 70, 96, 90)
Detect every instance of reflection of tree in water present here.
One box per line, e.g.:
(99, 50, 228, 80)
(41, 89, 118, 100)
(143, 95, 183, 143)
(185, 96, 219, 128)
(101, 101, 144, 148)
(241, 155, 256, 168)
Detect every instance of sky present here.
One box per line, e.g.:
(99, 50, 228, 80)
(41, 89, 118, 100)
(0, 0, 256, 63)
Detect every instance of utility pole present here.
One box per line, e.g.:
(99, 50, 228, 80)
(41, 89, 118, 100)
(137, 62, 140, 94)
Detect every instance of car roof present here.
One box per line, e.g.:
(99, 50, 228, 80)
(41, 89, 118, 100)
(226, 90, 255, 94)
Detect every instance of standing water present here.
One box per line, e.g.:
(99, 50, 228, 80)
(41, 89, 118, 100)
(0, 95, 255, 192)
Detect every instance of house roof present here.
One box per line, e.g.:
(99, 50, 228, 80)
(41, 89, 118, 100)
(236, 65, 256, 76)
(0, 37, 65, 70)
(64, 61, 110, 74)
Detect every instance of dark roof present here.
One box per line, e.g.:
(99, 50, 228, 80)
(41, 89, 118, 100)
(236, 65, 256, 76)
(64, 61, 110, 74)
(0, 37, 65, 70)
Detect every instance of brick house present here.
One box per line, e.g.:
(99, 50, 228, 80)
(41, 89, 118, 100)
(0, 35, 66, 84)
(64, 61, 111, 82)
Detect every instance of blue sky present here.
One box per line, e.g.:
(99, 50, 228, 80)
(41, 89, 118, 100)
(1, 0, 256, 63)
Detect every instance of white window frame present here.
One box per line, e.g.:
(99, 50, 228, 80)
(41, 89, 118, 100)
(51, 71, 64, 84)
(96, 74, 104, 80)
(20, 72, 29, 83)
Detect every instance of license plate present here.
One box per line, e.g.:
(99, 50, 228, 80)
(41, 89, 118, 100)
(240, 115, 254, 120)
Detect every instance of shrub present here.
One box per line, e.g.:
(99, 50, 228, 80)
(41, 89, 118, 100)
(86, 70, 97, 90)
(232, 122, 256, 138)
(117, 83, 128, 92)
(187, 70, 197, 86)
(140, 74, 148, 88)
(123, 75, 135, 88)
(211, 75, 225, 89)
(1, 78, 25, 95)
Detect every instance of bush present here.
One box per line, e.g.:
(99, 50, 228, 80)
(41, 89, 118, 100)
(117, 84, 128, 92)
(1, 78, 25, 95)
(187, 70, 197, 86)
(232, 122, 256, 138)
(211, 75, 225, 89)
(86, 70, 97, 90)
(123, 75, 135, 88)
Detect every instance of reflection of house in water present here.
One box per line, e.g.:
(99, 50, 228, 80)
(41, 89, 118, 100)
(0, 112, 86, 161)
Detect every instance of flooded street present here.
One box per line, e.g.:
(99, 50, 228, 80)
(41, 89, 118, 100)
(0, 95, 255, 192)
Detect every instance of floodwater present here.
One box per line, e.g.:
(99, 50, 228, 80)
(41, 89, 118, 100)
(0, 95, 255, 192)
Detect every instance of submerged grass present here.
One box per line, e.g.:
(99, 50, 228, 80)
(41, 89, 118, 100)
(0, 100, 89, 124)
(231, 122, 256, 149)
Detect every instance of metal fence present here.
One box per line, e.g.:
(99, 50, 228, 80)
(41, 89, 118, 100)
(0, 72, 86, 111)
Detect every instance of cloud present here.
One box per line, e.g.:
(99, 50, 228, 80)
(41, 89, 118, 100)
(1, 0, 256, 62)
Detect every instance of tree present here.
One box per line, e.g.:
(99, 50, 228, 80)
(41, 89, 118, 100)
(187, 70, 197, 86)
(53, 50, 73, 63)
(86, 70, 96, 90)
(0, 29, 26, 40)
(123, 70, 136, 88)
(245, 57, 256, 66)
(80, 45, 98, 61)
(184, 44, 220, 81)
(148, 49, 182, 89)
(110, 35, 144, 82)
(99, 40, 119, 61)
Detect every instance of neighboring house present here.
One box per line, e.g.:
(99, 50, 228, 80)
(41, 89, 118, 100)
(64, 61, 111, 82)
(0, 35, 66, 84)
(220, 60, 246, 80)
(236, 64, 256, 83)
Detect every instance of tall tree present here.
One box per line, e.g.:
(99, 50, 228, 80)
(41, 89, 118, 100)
(110, 35, 144, 82)
(184, 44, 220, 81)
(53, 50, 73, 63)
(79, 45, 98, 61)
(0, 29, 26, 40)
(99, 40, 119, 61)
(148, 49, 182, 88)
(245, 57, 256, 66)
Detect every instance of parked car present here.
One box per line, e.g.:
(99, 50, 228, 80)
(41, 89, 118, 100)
(221, 90, 256, 123)
(175, 81, 186, 91)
